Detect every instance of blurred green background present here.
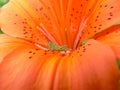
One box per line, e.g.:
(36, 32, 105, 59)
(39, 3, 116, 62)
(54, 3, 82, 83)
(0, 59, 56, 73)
(0, 0, 9, 7)
(0, 0, 9, 34)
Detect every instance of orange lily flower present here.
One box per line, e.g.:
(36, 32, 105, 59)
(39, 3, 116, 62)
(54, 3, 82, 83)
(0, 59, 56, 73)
(0, 0, 120, 90)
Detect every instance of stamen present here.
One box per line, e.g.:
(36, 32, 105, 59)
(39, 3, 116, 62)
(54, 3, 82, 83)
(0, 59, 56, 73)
(73, 18, 88, 49)
(37, 23, 58, 44)
(35, 43, 48, 50)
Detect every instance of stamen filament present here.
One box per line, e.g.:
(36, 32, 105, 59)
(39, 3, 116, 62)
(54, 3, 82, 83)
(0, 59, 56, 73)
(35, 43, 48, 50)
(73, 18, 88, 49)
(37, 23, 58, 44)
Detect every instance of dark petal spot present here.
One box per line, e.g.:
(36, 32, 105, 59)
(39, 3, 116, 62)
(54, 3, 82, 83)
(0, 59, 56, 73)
(90, 26, 92, 28)
(110, 6, 114, 9)
(71, 14, 73, 16)
(98, 28, 101, 30)
(40, 7, 43, 11)
(100, 5, 102, 7)
(82, 50, 85, 52)
(33, 52, 36, 54)
(87, 44, 91, 46)
(36, 9, 38, 11)
(36, 49, 39, 51)
(72, 8, 74, 11)
(109, 12, 113, 16)
(89, 9, 91, 11)
(80, 54, 82, 56)
(104, 5, 108, 7)
(29, 51, 32, 53)
(96, 16, 99, 18)
(15, 14, 18, 16)
(25, 36, 28, 38)
(95, 19, 98, 22)
(107, 18, 111, 20)
(29, 56, 32, 59)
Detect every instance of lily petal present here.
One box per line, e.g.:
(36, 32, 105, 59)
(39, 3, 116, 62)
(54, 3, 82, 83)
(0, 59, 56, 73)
(0, 0, 66, 46)
(53, 39, 119, 90)
(95, 25, 120, 58)
(0, 34, 36, 63)
(1, 0, 120, 49)
(0, 35, 119, 90)
(79, 0, 120, 45)
(63, 0, 98, 48)
(0, 34, 61, 90)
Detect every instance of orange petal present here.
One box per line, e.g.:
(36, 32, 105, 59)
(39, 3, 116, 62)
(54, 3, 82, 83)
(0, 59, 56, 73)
(0, 47, 62, 90)
(79, 0, 120, 45)
(1, 0, 120, 49)
(0, 34, 36, 63)
(95, 25, 120, 58)
(0, 37, 118, 89)
(65, 0, 98, 48)
(0, 34, 61, 90)
(52, 39, 119, 90)
(0, 0, 66, 46)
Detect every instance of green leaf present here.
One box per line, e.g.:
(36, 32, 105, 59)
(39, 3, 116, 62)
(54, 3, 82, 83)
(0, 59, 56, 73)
(47, 42, 69, 51)
(0, 29, 3, 34)
(0, 0, 9, 7)
(117, 59, 120, 69)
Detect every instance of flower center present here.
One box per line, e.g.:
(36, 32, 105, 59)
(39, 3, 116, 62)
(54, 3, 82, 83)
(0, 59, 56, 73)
(47, 42, 69, 51)
(37, 24, 70, 51)
(37, 18, 88, 51)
